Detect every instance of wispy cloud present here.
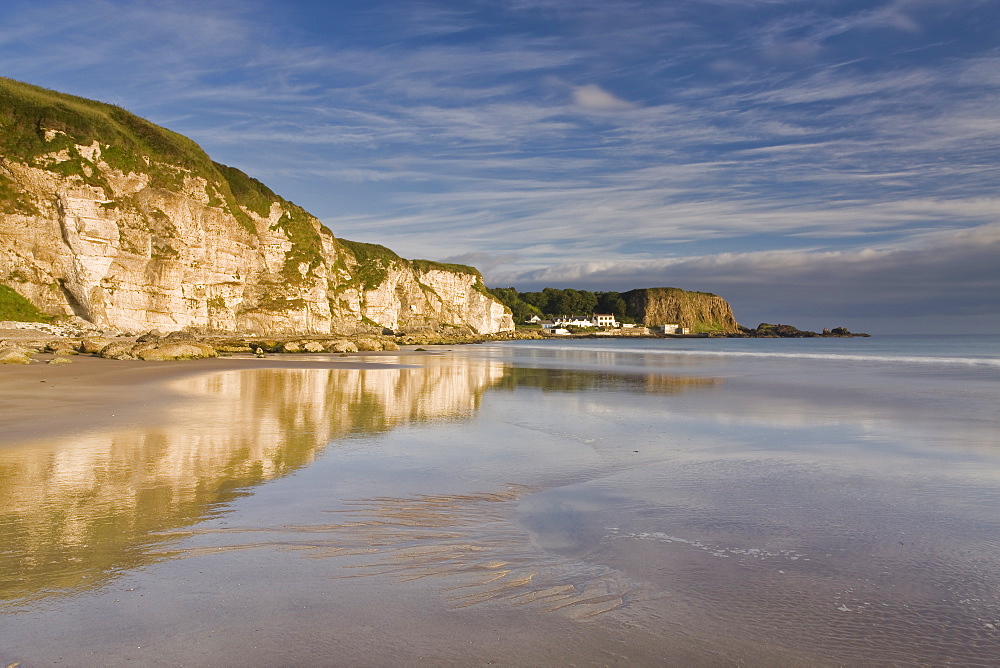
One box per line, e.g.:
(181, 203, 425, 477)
(0, 0, 996, 330)
(572, 84, 635, 110)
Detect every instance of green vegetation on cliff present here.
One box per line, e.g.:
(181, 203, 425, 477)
(336, 239, 402, 291)
(0, 77, 309, 233)
(333, 244, 492, 297)
(0, 284, 52, 322)
(0, 172, 37, 214)
(212, 161, 279, 217)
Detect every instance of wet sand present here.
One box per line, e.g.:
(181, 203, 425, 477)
(0, 351, 422, 446)
(2, 340, 999, 665)
(0, 351, 798, 665)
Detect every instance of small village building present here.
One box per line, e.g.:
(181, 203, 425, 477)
(555, 315, 594, 328)
(592, 313, 618, 328)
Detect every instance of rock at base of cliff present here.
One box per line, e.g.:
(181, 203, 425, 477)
(325, 340, 358, 353)
(134, 341, 219, 361)
(354, 337, 386, 351)
(0, 346, 33, 364)
(80, 337, 112, 354)
(98, 341, 135, 360)
(99, 340, 218, 361)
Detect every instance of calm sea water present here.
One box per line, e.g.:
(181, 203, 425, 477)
(2, 335, 998, 665)
(489, 333, 1000, 367)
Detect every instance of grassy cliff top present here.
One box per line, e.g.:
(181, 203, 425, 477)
(410, 259, 482, 278)
(0, 77, 289, 219)
(0, 77, 209, 173)
(632, 287, 722, 299)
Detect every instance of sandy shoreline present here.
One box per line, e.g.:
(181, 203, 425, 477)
(0, 350, 428, 448)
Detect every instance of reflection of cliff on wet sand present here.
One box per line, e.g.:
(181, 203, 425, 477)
(495, 366, 721, 395)
(0, 360, 505, 606)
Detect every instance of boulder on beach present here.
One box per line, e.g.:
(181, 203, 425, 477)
(325, 340, 358, 353)
(98, 340, 218, 361)
(45, 339, 80, 355)
(163, 330, 197, 342)
(98, 341, 138, 360)
(0, 346, 33, 364)
(80, 337, 112, 354)
(354, 337, 384, 352)
(134, 341, 218, 361)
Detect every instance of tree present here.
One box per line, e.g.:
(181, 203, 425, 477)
(490, 285, 628, 320)
(596, 291, 628, 320)
(520, 291, 549, 311)
(488, 287, 541, 321)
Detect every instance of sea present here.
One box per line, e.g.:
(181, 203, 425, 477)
(2, 334, 998, 665)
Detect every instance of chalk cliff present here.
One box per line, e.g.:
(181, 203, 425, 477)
(0, 78, 513, 335)
(623, 287, 739, 333)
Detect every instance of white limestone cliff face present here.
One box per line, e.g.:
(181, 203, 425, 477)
(329, 264, 512, 336)
(0, 141, 513, 335)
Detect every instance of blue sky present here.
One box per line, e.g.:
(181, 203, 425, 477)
(2, 0, 998, 333)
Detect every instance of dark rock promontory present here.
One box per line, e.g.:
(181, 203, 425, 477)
(732, 323, 870, 338)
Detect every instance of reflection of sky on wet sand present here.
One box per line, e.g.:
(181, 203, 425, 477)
(2, 345, 999, 665)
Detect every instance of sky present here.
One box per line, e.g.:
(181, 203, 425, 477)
(1, 0, 998, 333)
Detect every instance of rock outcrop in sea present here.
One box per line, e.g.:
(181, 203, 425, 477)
(735, 323, 870, 338)
(0, 77, 513, 336)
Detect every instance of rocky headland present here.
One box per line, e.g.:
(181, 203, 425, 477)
(0, 78, 513, 338)
(623, 287, 740, 334)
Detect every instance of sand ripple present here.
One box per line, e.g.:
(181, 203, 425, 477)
(160, 486, 640, 621)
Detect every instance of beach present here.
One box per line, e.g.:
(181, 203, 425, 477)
(2, 336, 999, 665)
